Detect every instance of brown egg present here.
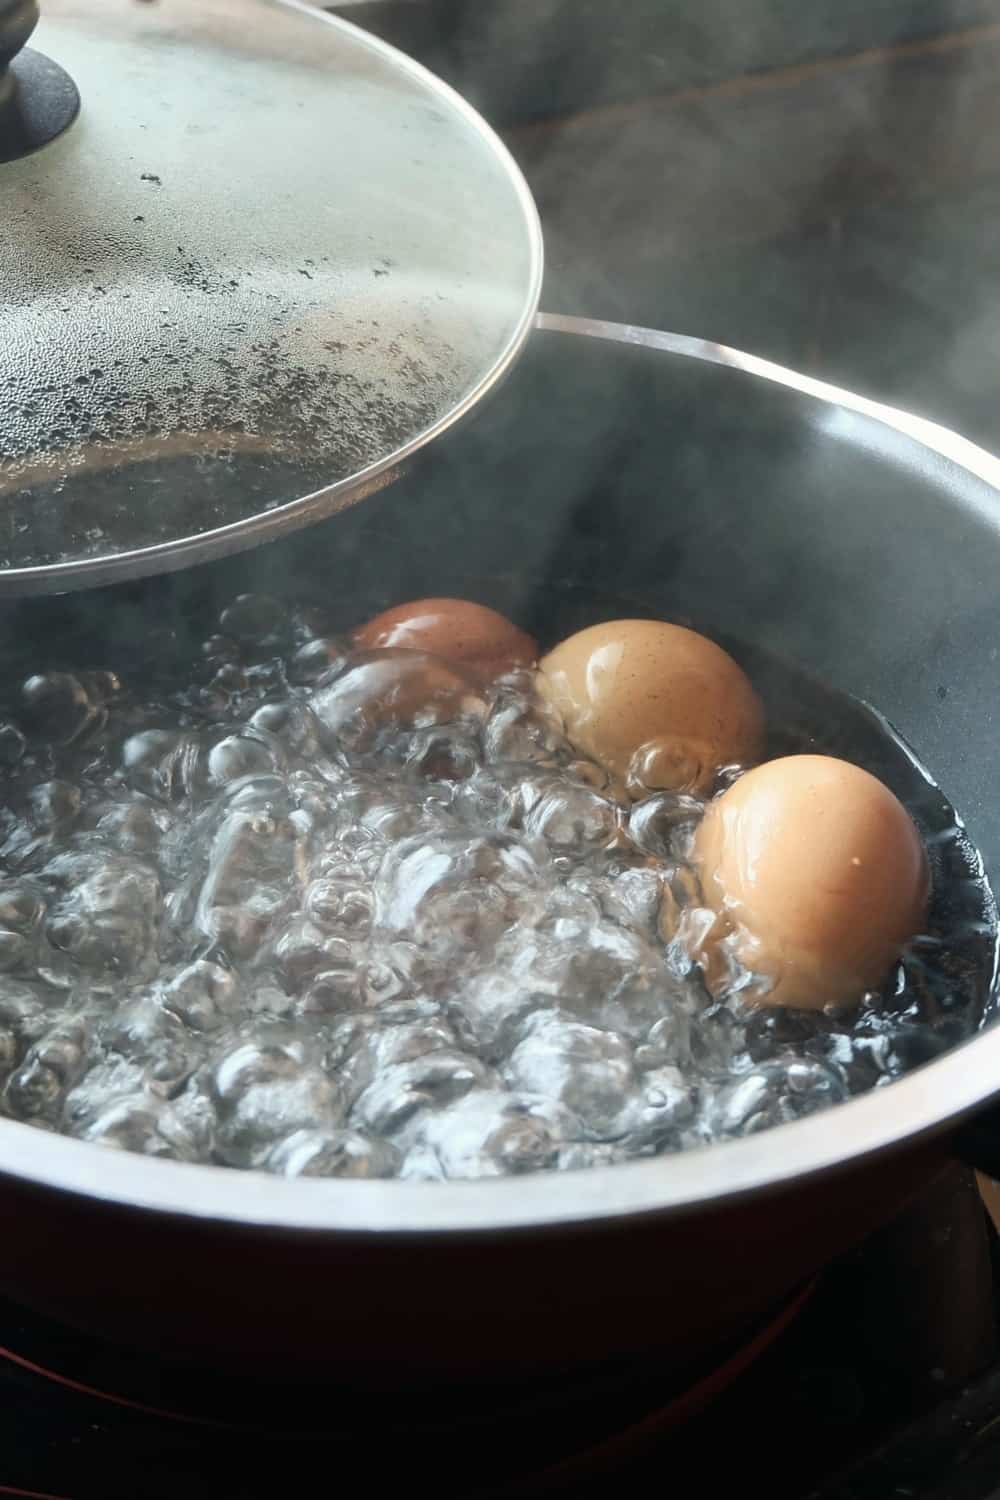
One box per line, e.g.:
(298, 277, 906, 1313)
(691, 754, 930, 1010)
(309, 650, 484, 749)
(537, 620, 764, 795)
(352, 598, 537, 681)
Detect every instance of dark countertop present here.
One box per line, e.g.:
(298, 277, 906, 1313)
(330, 0, 1000, 454)
(331, 0, 1000, 124)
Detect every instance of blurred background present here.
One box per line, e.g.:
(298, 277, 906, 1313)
(333, 0, 1000, 450)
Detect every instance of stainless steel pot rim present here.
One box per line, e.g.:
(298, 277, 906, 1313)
(5, 312, 999, 1234)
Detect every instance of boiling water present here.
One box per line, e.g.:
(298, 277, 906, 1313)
(0, 593, 991, 1180)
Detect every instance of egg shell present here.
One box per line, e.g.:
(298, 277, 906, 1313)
(692, 754, 930, 1010)
(537, 620, 764, 795)
(352, 598, 537, 681)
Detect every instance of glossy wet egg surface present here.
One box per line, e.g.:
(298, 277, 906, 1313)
(692, 756, 931, 1010)
(353, 598, 537, 682)
(539, 620, 764, 794)
(0, 595, 989, 1180)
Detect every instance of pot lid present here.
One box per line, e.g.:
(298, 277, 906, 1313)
(0, 0, 542, 595)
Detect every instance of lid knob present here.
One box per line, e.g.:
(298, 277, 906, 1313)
(0, 1, 39, 108)
(0, 1, 37, 75)
(0, 0, 79, 164)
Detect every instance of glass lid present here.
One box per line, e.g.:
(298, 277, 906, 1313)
(0, 0, 543, 594)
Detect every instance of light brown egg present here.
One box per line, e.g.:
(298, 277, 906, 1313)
(691, 754, 930, 1010)
(537, 620, 764, 795)
(352, 598, 537, 682)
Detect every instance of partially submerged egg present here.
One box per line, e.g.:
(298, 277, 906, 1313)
(537, 619, 764, 794)
(692, 754, 930, 1009)
(309, 650, 483, 749)
(353, 598, 537, 681)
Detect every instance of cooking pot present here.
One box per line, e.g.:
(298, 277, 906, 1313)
(1, 314, 999, 1385)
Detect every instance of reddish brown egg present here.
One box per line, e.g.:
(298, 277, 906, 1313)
(309, 649, 483, 748)
(691, 754, 930, 1010)
(352, 598, 537, 681)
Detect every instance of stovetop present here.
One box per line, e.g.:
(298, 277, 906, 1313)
(0, 1164, 997, 1500)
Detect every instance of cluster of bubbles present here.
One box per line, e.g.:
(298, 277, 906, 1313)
(0, 594, 979, 1181)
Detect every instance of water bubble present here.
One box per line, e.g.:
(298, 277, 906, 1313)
(353, 1049, 491, 1136)
(483, 691, 569, 764)
(0, 586, 978, 1181)
(613, 1065, 695, 1151)
(0, 722, 26, 765)
(196, 809, 299, 957)
(305, 877, 373, 937)
(160, 960, 239, 1032)
(123, 730, 202, 802)
(361, 956, 413, 1008)
(272, 918, 344, 988)
(0, 1024, 19, 1076)
(201, 634, 240, 663)
(338, 1013, 461, 1104)
(104, 997, 195, 1095)
(358, 791, 437, 843)
(0, 883, 46, 934)
(96, 795, 171, 854)
(448, 972, 552, 1061)
(629, 793, 704, 862)
(5, 1018, 89, 1123)
(626, 739, 706, 798)
(376, 831, 544, 960)
(451, 769, 517, 831)
(523, 783, 623, 854)
(291, 603, 337, 642)
(28, 780, 81, 830)
(268, 1127, 398, 1179)
(80, 670, 122, 705)
(45, 853, 161, 980)
(513, 915, 673, 1040)
(702, 1055, 848, 1138)
(300, 957, 364, 1016)
(22, 672, 101, 745)
(418, 1089, 564, 1178)
(206, 729, 286, 786)
(310, 651, 484, 750)
(212, 1038, 343, 1168)
(403, 725, 480, 782)
(507, 1014, 634, 1139)
(219, 593, 287, 644)
(77, 1095, 201, 1159)
(0, 932, 29, 972)
(289, 637, 348, 685)
(0, 984, 52, 1053)
(576, 866, 667, 934)
(635, 1009, 696, 1073)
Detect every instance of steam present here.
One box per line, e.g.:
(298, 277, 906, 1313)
(433, 6, 998, 443)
